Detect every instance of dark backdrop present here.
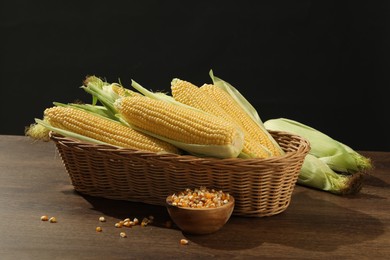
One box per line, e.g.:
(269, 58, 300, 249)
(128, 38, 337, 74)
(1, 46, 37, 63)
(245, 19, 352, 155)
(1, 0, 389, 151)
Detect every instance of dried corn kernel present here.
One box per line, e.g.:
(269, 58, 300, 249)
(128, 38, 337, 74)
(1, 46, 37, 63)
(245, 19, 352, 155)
(120, 232, 127, 238)
(168, 186, 231, 208)
(99, 216, 106, 222)
(49, 217, 57, 223)
(40, 215, 49, 221)
(96, 227, 102, 232)
(180, 239, 189, 245)
(115, 222, 122, 228)
(141, 218, 149, 227)
(123, 221, 132, 228)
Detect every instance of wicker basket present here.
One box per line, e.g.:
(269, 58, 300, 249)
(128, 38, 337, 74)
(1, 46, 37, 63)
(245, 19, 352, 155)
(50, 130, 310, 217)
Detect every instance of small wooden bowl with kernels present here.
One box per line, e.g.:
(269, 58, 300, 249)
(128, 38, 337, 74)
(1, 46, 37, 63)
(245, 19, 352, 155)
(165, 187, 235, 235)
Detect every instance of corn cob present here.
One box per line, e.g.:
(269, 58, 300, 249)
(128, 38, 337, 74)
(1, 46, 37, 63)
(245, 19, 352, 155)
(299, 154, 364, 195)
(114, 95, 244, 158)
(41, 106, 180, 154)
(199, 83, 283, 157)
(264, 118, 373, 173)
(171, 78, 270, 158)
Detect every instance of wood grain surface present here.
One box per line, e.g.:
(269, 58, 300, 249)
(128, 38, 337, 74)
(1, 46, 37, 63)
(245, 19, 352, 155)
(0, 135, 389, 259)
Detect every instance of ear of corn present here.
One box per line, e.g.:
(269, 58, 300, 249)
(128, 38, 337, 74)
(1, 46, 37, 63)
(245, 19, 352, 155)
(299, 154, 364, 195)
(114, 95, 245, 158)
(170, 78, 271, 158)
(206, 71, 284, 156)
(36, 106, 180, 154)
(264, 118, 373, 173)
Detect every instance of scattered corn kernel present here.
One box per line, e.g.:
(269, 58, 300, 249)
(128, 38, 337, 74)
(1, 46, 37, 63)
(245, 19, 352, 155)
(49, 217, 57, 223)
(40, 215, 49, 221)
(141, 218, 149, 227)
(96, 226, 102, 232)
(123, 218, 130, 222)
(168, 186, 231, 208)
(120, 232, 127, 238)
(99, 216, 106, 222)
(180, 239, 189, 245)
(123, 221, 132, 228)
(115, 222, 123, 228)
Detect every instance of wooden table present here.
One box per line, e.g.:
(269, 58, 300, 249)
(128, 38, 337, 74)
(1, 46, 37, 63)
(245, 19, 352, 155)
(0, 135, 389, 259)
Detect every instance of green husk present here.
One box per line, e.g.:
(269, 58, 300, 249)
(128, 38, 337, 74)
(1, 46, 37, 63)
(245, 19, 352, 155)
(334, 141, 373, 173)
(130, 80, 172, 101)
(299, 154, 364, 195)
(81, 76, 123, 116)
(131, 79, 206, 112)
(264, 118, 373, 174)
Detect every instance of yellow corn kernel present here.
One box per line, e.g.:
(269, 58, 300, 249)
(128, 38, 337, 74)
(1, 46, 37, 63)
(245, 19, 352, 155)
(115, 222, 122, 228)
(200, 84, 284, 156)
(180, 239, 189, 245)
(111, 83, 142, 97)
(40, 215, 49, 221)
(44, 106, 180, 154)
(115, 95, 244, 158)
(49, 217, 57, 223)
(171, 78, 270, 158)
(141, 218, 149, 227)
(123, 221, 131, 227)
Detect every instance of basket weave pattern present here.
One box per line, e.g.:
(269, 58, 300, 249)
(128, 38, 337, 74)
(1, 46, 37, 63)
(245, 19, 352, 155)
(50, 130, 310, 217)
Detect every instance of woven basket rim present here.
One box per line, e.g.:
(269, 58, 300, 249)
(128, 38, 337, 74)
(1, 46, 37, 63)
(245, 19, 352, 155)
(48, 130, 310, 162)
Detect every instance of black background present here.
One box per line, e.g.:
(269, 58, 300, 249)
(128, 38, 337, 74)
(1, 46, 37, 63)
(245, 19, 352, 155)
(1, 0, 389, 151)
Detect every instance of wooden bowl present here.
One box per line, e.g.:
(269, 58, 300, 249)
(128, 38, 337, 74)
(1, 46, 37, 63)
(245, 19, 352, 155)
(166, 194, 235, 235)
